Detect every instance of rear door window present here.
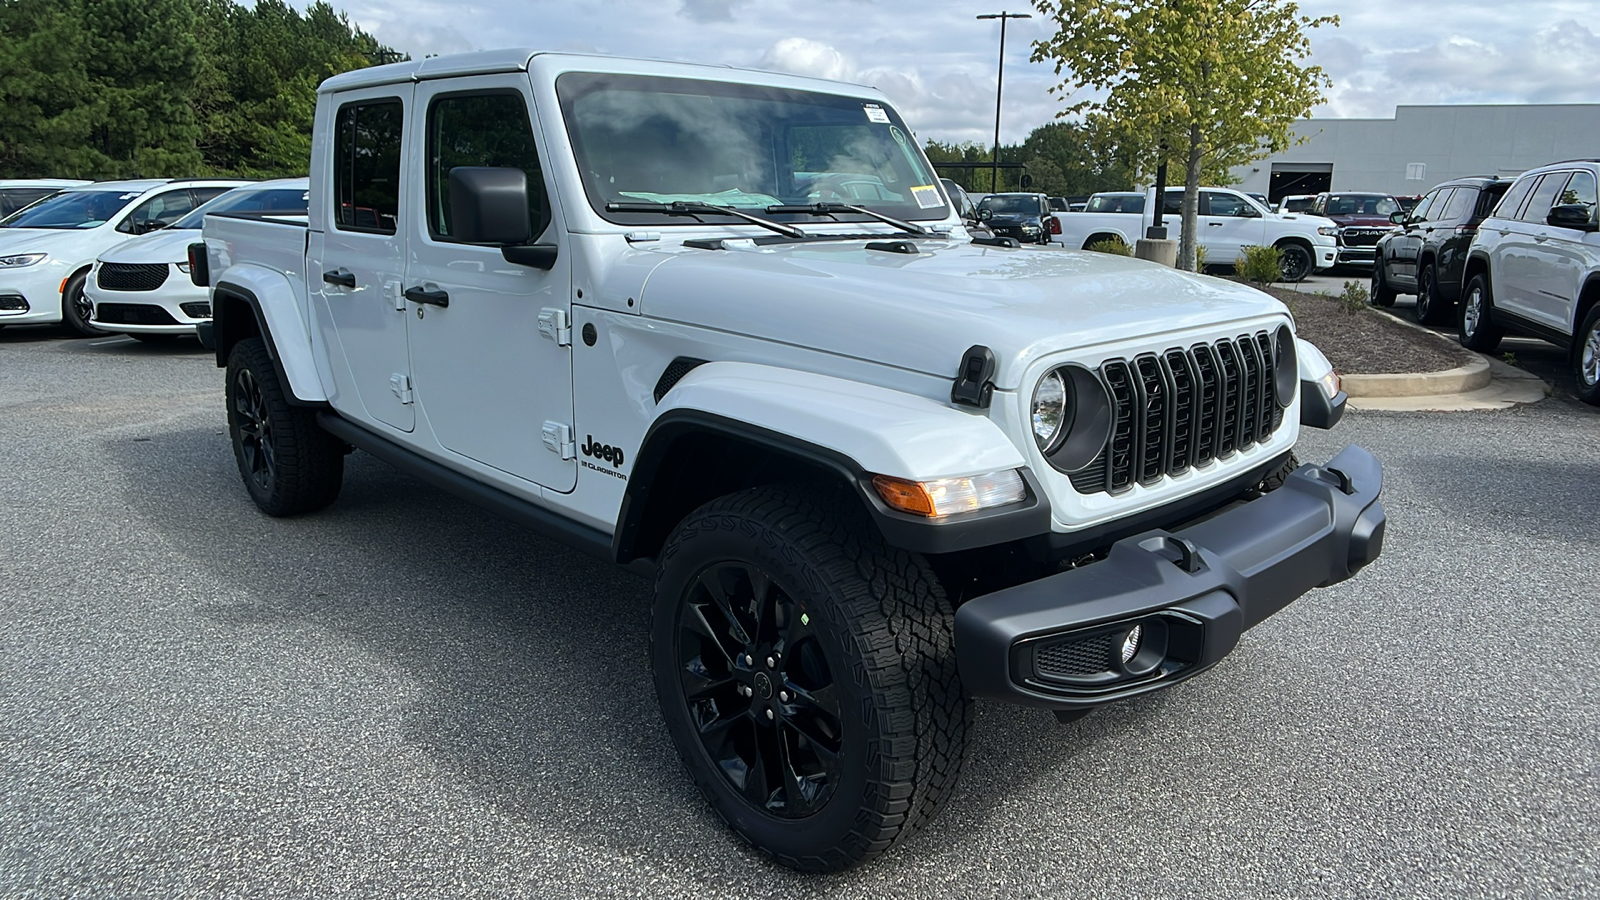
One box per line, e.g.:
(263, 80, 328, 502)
(1438, 188, 1474, 223)
(334, 99, 405, 234)
(1518, 173, 1567, 224)
(1472, 184, 1509, 220)
(1493, 175, 1537, 220)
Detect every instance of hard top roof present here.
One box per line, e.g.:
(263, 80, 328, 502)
(318, 48, 878, 96)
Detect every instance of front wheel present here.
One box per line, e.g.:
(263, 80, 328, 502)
(1458, 273, 1503, 353)
(650, 487, 969, 872)
(1277, 243, 1313, 282)
(60, 272, 107, 337)
(1576, 306, 1600, 406)
(226, 337, 344, 515)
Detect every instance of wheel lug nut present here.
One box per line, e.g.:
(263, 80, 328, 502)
(765, 656, 776, 668)
(764, 708, 775, 721)
(742, 654, 753, 667)
(738, 684, 752, 697)
(778, 691, 790, 703)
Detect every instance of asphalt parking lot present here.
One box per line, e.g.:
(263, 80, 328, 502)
(3, 326, 1597, 899)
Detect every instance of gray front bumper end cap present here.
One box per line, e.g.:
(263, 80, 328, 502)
(954, 444, 1385, 710)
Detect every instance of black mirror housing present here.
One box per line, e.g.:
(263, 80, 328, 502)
(448, 167, 532, 245)
(1389, 211, 1407, 224)
(1547, 204, 1597, 231)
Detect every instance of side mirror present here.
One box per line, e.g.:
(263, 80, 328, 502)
(449, 166, 558, 270)
(1389, 211, 1407, 225)
(449, 167, 532, 244)
(1547, 204, 1597, 231)
(977, 207, 992, 221)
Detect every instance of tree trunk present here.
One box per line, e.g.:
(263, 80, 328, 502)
(1178, 122, 1204, 272)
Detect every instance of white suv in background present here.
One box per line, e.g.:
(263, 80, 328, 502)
(1460, 159, 1600, 403)
(0, 179, 247, 335)
(88, 179, 308, 342)
(0, 179, 91, 217)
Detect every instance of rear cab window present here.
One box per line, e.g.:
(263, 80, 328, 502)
(334, 100, 405, 234)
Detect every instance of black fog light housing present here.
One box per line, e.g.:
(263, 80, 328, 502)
(1034, 363, 1113, 473)
(1273, 324, 1297, 407)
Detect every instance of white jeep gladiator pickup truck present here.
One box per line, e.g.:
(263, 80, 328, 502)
(1052, 186, 1339, 280)
(192, 49, 1385, 872)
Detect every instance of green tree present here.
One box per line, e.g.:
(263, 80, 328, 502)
(1030, 0, 1336, 269)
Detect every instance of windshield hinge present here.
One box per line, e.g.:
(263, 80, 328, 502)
(538, 308, 571, 346)
(541, 421, 576, 459)
(625, 230, 661, 243)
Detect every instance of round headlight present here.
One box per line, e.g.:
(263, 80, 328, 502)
(1273, 324, 1297, 407)
(1031, 370, 1067, 450)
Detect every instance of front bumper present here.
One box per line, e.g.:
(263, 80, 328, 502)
(87, 263, 209, 335)
(0, 261, 70, 324)
(1335, 246, 1377, 266)
(955, 444, 1384, 709)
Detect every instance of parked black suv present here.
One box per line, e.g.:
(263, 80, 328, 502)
(976, 192, 1052, 244)
(1372, 176, 1512, 324)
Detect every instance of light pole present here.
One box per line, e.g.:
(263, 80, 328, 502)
(977, 11, 1031, 194)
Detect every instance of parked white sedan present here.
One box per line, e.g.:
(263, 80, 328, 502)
(0, 179, 248, 335)
(87, 179, 309, 342)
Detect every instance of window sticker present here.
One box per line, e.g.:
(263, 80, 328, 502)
(863, 104, 891, 124)
(889, 125, 908, 148)
(910, 185, 942, 209)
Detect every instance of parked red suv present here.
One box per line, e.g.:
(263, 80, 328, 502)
(1310, 192, 1403, 267)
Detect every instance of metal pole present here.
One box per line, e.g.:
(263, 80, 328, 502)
(978, 12, 1031, 194)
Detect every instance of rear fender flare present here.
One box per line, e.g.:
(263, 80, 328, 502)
(213, 267, 325, 404)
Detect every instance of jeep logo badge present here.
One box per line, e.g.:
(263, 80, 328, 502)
(580, 435, 625, 467)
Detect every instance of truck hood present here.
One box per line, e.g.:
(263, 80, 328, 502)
(1326, 214, 1393, 228)
(636, 238, 1288, 390)
(96, 227, 199, 264)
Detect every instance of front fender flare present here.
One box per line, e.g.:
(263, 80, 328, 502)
(616, 362, 1051, 560)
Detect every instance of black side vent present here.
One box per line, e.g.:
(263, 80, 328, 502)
(653, 358, 707, 403)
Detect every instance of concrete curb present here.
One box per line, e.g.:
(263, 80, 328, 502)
(1338, 307, 1550, 411)
(1341, 356, 1490, 397)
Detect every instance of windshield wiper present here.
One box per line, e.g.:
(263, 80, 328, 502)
(605, 201, 806, 239)
(765, 202, 932, 236)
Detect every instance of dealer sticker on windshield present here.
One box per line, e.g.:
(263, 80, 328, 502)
(909, 185, 942, 208)
(863, 104, 891, 124)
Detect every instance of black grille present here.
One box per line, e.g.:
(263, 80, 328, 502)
(1034, 632, 1117, 678)
(0, 292, 28, 312)
(97, 263, 169, 292)
(1068, 332, 1284, 496)
(94, 303, 179, 326)
(179, 301, 212, 319)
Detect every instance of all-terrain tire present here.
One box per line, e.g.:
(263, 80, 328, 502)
(60, 271, 107, 337)
(1258, 453, 1300, 493)
(1414, 263, 1451, 325)
(225, 337, 343, 516)
(1575, 305, 1600, 406)
(650, 486, 970, 873)
(1458, 273, 1503, 353)
(1370, 260, 1397, 307)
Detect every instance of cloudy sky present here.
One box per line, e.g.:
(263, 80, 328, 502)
(324, 0, 1600, 146)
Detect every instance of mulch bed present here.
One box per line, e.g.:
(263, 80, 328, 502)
(1249, 282, 1479, 375)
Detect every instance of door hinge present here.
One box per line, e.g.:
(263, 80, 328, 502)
(541, 421, 576, 459)
(387, 280, 405, 312)
(538, 308, 571, 347)
(390, 373, 413, 405)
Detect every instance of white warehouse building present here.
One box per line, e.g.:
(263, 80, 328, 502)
(1229, 104, 1600, 202)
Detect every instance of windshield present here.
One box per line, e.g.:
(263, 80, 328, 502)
(1326, 195, 1400, 216)
(977, 196, 1040, 216)
(1280, 197, 1315, 213)
(0, 189, 140, 230)
(172, 186, 310, 230)
(1085, 194, 1144, 213)
(557, 72, 949, 225)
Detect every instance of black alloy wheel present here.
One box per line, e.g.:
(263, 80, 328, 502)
(1576, 305, 1600, 406)
(225, 337, 344, 516)
(1414, 263, 1450, 325)
(673, 561, 844, 819)
(1278, 243, 1313, 282)
(651, 486, 969, 873)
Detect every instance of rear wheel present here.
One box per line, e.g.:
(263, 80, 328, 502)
(1576, 306, 1600, 406)
(651, 486, 969, 872)
(1370, 260, 1397, 307)
(226, 337, 343, 515)
(1458, 273, 1503, 353)
(1414, 263, 1451, 325)
(60, 272, 106, 337)
(1277, 243, 1313, 282)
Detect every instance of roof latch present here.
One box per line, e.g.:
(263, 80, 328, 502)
(950, 345, 997, 409)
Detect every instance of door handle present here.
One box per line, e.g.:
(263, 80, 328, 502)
(404, 285, 450, 308)
(322, 268, 356, 288)
(1207, 222, 1223, 227)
